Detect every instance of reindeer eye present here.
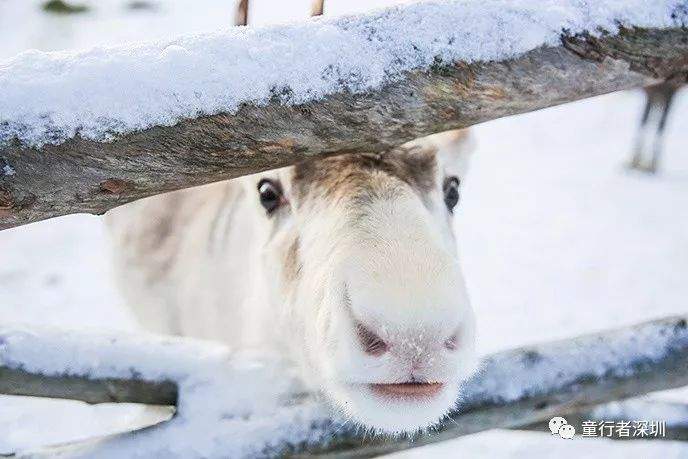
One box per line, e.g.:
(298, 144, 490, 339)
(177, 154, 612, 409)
(443, 176, 460, 212)
(257, 179, 283, 214)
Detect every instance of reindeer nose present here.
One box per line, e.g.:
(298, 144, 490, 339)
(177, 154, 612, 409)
(356, 322, 463, 356)
(356, 322, 388, 356)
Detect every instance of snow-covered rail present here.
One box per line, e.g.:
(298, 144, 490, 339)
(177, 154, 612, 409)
(2, 316, 687, 457)
(1, 0, 687, 229)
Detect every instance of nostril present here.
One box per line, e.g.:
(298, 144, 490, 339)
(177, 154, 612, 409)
(444, 333, 459, 351)
(356, 322, 388, 356)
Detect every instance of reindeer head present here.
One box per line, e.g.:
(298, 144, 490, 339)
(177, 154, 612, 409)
(239, 131, 477, 433)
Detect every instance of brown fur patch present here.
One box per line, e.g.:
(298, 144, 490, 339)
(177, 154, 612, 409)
(291, 144, 437, 205)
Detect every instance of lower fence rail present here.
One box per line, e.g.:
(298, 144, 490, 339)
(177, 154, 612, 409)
(1, 316, 687, 457)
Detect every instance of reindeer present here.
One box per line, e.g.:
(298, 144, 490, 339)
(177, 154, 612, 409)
(629, 81, 682, 173)
(106, 0, 477, 434)
(107, 131, 477, 432)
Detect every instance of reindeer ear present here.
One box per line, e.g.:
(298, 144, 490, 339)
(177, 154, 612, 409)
(399, 129, 474, 184)
(412, 129, 475, 180)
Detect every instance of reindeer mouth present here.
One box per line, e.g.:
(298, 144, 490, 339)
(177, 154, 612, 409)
(368, 382, 444, 400)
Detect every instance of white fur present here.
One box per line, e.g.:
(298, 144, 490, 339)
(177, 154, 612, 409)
(107, 131, 477, 433)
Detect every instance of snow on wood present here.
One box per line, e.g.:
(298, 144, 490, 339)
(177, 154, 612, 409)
(0, 0, 681, 148)
(0, 1, 687, 229)
(3, 316, 687, 457)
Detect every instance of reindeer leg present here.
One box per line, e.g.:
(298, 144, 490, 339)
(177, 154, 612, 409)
(311, 0, 324, 16)
(235, 0, 249, 26)
(647, 87, 677, 174)
(629, 91, 654, 170)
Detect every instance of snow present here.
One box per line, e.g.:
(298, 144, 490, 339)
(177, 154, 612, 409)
(0, 0, 684, 148)
(0, 326, 229, 382)
(461, 89, 688, 354)
(0, 326, 328, 458)
(1, 0, 688, 457)
(463, 317, 688, 406)
(0, 215, 133, 329)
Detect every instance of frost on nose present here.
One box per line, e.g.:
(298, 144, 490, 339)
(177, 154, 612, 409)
(444, 331, 460, 351)
(355, 322, 388, 356)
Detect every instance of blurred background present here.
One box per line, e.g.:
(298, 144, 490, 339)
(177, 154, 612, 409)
(1, 0, 687, 457)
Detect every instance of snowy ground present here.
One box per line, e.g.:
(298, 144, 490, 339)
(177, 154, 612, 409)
(1, 0, 688, 457)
